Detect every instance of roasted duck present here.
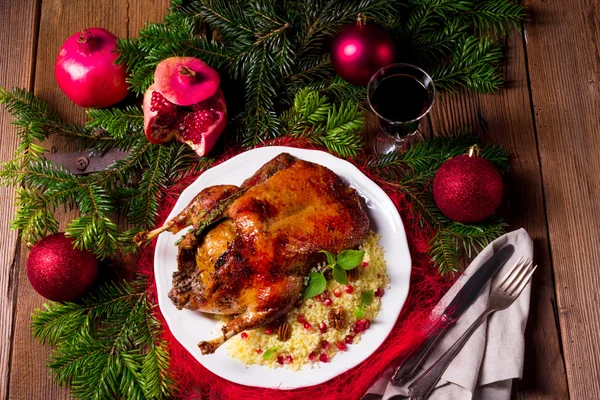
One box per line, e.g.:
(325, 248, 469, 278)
(135, 153, 369, 354)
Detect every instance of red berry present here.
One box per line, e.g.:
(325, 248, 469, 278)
(362, 261, 369, 268)
(337, 342, 347, 351)
(241, 332, 248, 340)
(308, 351, 317, 361)
(297, 314, 307, 324)
(345, 335, 354, 344)
(256, 349, 263, 354)
(334, 289, 342, 297)
(319, 322, 328, 333)
(319, 354, 330, 363)
(375, 287, 385, 298)
(284, 355, 293, 364)
(304, 322, 312, 330)
(323, 298, 333, 306)
(321, 340, 330, 350)
(265, 328, 273, 335)
(277, 356, 284, 364)
(345, 285, 354, 294)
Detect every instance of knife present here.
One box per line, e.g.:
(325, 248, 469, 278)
(391, 244, 515, 386)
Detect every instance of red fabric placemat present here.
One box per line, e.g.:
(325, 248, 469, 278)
(137, 139, 453, 400)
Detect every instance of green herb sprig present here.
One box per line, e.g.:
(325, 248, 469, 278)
(355, 289, 374, 319)
(303, 249, 365, 299)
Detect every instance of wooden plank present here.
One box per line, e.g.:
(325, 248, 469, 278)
(427, 31, 569, 398)
(521, 0, 600, 398)
(0, 1, 41, 398)
(6, 0, 171, 398)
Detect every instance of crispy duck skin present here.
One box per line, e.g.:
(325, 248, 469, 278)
(137, 153, 369, 354)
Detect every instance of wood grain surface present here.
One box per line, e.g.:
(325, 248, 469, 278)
(4, 1, 168, 399)
(0, 1, 41, 399)
(523, 0, 600, 398)
(1, 0, 597, 399)
(428, 28, 570, 399)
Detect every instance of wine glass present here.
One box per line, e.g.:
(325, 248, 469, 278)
(367, 63, 436, 154)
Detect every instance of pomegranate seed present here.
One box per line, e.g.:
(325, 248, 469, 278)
(362, 261, 369, 268)
(319, 354, 330, 363)
(284, 355, 293, 364)
(315, 294, 322, 302)
(334, 289, 342, 297)
(304, 322, 312, 330)
(345, 285, 354, 294)
(354, 320, 365, 333)
(150, 91, 177, 116)
(297, 314, 307, 324)
(308, 351, 317, 361)
(182, 109, 219, 142)
(256, 349, 263, 354)
(319, 322, 328, 333)
(337, 342, 348, 351)
(265, 328, 273, 335)
(294, 298, 303, 308)
(323, 298, 332, 306)
(241, 332, 248, 340)
(345, 335, 354, 344)
(375, 287, 385, 298)
(277, 356, 284, 364)
(321, 340, 330, 350)
(365, 319, 371, 330)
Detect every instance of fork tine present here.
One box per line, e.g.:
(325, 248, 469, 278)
(506, 261, 533, 292)
(500, 258, 529, 290)
(510, 265, 537, 297)
(498, 257, 524, 287)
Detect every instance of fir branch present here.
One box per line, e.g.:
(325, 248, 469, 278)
(86, 105, 144, 140)
(32, 280, 176, 400)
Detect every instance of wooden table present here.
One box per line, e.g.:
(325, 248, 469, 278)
(1, 1, 597, 399)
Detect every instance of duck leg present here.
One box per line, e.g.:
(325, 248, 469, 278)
(134, 185, 239, 246)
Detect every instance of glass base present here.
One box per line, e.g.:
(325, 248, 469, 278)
(373, 131, 422, 155)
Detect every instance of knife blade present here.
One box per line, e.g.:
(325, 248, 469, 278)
(391, 244, 515, 386)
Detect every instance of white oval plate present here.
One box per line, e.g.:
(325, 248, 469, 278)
(155, 146, 411, 389)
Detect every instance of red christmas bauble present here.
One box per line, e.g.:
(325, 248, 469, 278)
(433, 153, 504, 224)
(26, 233, 98, 301)
(331, 15, 395, 86)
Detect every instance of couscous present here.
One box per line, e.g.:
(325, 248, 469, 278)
(224, 232, 388, 370)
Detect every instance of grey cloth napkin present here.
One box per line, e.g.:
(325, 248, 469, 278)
(364, 228, 533, 400)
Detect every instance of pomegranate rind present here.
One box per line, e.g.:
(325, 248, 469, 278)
(154, 57, 220, 106)
(55, 27, 129, 108)
(143, 84, 177, 144)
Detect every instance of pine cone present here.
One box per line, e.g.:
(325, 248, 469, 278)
(347, 267, 360, 282)
(277, 321, 292, 342)
(329, 307, 345, 330)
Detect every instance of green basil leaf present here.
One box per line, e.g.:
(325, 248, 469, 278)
(304, 272, 327, 299)
(332, 265, 348, 285)
(354, 307, 365, 319)
(337, 250, 365, 270)
(319, 250, 336, 266)
(262, 346, 278, 360)
(361, 290, 374, 306)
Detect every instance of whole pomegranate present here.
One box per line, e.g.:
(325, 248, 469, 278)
(55, 28, 129, 108)
(143, 57, 226, 157)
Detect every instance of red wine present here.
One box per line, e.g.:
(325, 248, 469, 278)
(371, 74, 429, 122)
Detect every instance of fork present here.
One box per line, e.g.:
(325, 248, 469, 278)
(406, 258, 537, 400)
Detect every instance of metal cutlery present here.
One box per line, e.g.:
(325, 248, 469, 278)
(392, 244, 515, 386)
(407, 258, 537, 400)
